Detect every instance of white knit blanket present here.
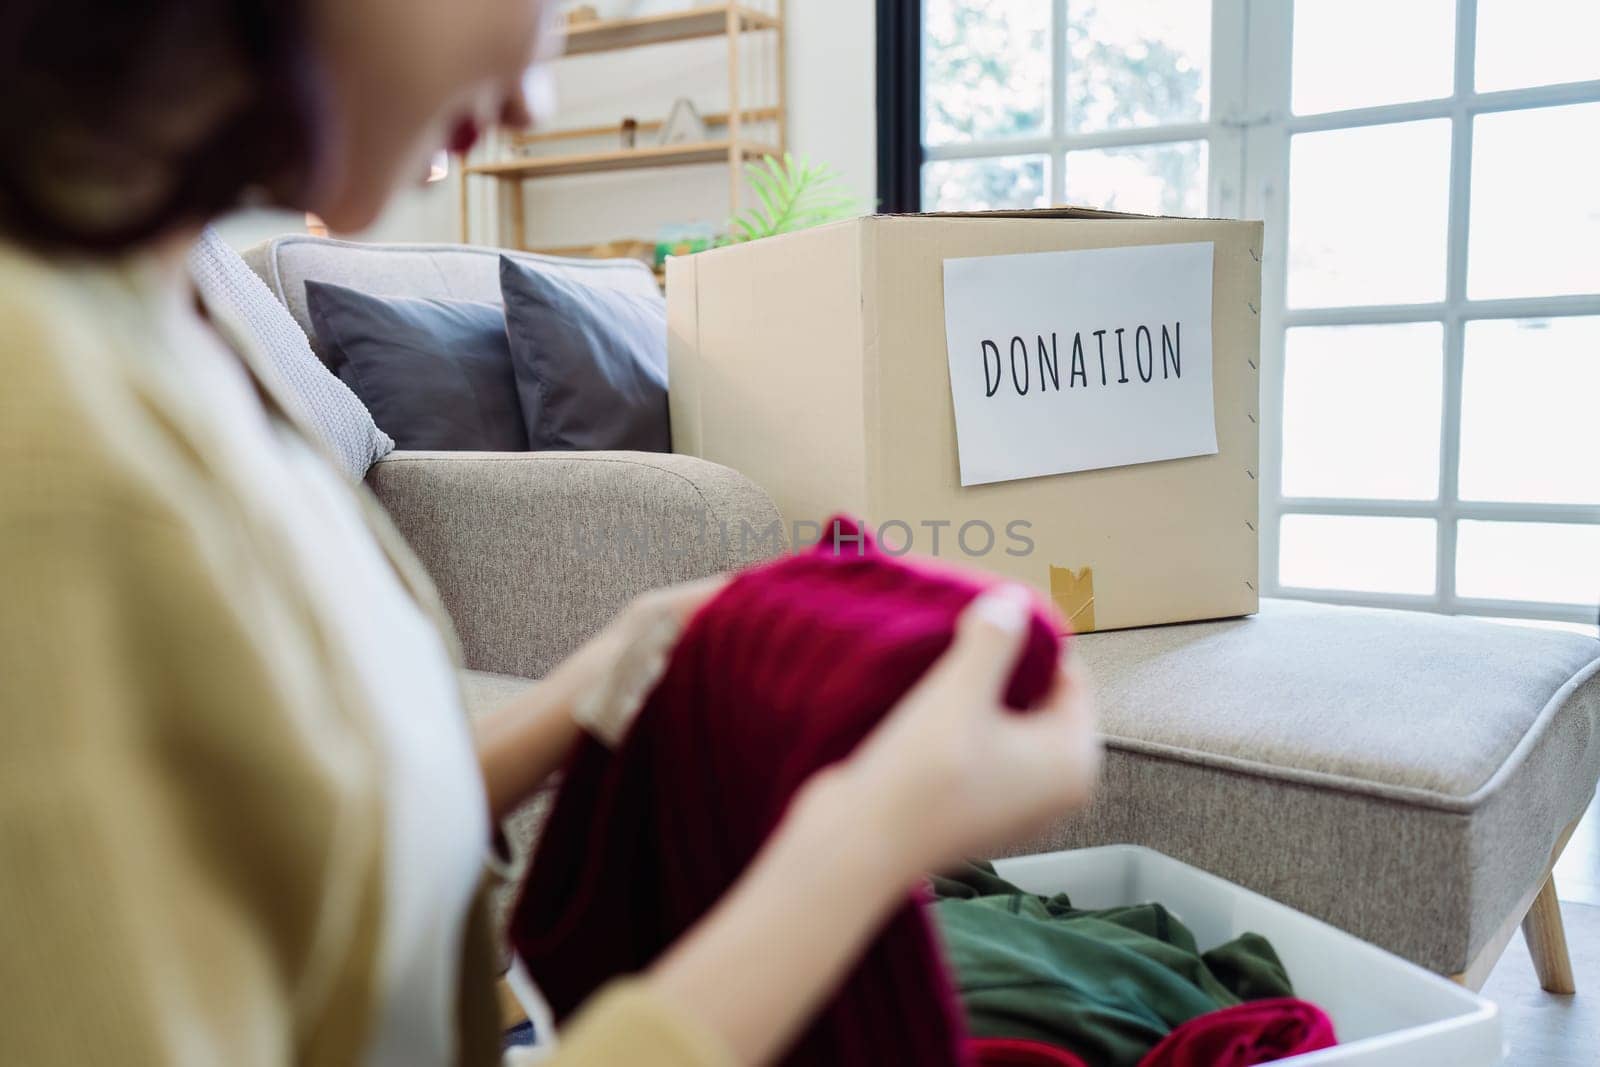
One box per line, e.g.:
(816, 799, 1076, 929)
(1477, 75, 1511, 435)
(188, 226, 394, 478)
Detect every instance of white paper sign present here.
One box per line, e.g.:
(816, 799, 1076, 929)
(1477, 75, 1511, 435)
(942, 241, 1217, 487)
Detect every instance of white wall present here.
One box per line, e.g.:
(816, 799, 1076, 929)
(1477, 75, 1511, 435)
(509, 0, 878, 249)
(219, 1, 876, 252)
(212, 177, 463, 251)
(787, 0, 877, 208)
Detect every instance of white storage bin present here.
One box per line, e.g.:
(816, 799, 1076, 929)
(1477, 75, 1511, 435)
(992, 846, 1501, 1066)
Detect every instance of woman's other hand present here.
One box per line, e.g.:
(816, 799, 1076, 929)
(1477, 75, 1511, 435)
(475, 576, 726, 819)
(561, 576, 729, 746)
(839, 584, 1100, 878)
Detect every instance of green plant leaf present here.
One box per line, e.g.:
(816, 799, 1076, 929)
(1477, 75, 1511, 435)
(747, 168, 784, 233)
(727, 152, 861, 243)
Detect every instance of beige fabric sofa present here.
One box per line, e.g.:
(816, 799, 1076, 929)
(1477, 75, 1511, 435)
(243, 236, 783, 681)
(245, 235, 1599, 998)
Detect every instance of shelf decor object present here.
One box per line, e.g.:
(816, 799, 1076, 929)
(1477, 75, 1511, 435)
(459, 2, 787, 254)
(659, 98, 708, 146)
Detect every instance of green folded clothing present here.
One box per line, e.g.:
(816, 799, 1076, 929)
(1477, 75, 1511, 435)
(930, 862, 1294, 1067)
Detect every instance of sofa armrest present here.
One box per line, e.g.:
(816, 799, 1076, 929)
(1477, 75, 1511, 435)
(367, 450, 785, 679)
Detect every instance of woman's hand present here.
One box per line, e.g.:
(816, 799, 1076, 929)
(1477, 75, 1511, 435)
(559, 575, 728, 746)
(837, 584, 1100, 879)
(475, 576, 726, 819)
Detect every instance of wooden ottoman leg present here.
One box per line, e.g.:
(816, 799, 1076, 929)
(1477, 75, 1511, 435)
(1452, 813, 1584, 992)
(1522, 874, 1576, 995)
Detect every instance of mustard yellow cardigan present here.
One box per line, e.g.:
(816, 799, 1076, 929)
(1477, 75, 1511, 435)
(0, 242, 732, 1067)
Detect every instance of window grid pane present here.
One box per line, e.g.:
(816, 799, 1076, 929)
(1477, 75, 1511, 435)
(1476, 0, 1600, 93)
(924, 0, 1051, 146)
(1468, 102, 1600, 300)
(1456, 520, 1600, 606)
(922, 156, 1048, 212)
(1279, 514, 1438, 596)
(1280, 323, 1444, 501)
(1458, 316, 1600, 506)
(1291, 0, 1455, 115)
(1065, 1, 1210, 133)
(1286, 119, 1452, 308)
(1062, 140, 1208, 216)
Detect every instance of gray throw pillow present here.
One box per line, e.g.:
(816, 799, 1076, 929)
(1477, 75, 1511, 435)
(305, 282, 528, 452)
(188, 227, 395, 478)
(499, 255, 670, 452)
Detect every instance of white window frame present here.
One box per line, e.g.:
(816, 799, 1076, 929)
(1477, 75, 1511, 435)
(1246, 0, 1600, 629)
(922, 0, 1600, 629)
(919, 0, 1252, 220)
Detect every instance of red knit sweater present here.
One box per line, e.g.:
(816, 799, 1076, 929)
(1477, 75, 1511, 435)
(512, 519, 1064, 1067)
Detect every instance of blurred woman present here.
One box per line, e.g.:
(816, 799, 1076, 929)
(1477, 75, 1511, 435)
(0, 2, 1099, 1064)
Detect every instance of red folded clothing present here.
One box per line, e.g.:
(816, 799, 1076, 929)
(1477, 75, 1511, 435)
(970, 1037, 1091, 1067)
(1137, 998, 1337, 1067)
(511, 517, 1064, 1067)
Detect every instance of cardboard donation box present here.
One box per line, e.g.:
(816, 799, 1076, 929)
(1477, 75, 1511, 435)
(666, 209, 1263, 632)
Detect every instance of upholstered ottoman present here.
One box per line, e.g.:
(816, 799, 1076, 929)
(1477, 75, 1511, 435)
(1043, 599, 1600, 991)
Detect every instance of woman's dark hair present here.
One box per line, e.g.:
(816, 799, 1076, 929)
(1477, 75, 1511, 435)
(0, 0, 326, 253)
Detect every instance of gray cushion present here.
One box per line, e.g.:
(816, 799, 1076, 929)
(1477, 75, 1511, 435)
(188, 227, 395, 478)
(500, 255, 670, 453)
(306, 282, 528, 452)
(1026, 599, 1600, 974)
(242, 235, 661, 367)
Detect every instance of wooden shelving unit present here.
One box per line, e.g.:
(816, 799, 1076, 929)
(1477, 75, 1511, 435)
(507, 105, 782, 148)
(561, 4, 779, 56)
(460, 2, 785, 261)
(468, 139, 780, 181)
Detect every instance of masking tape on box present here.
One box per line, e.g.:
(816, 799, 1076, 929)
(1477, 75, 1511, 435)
(1048, 565, 1096, 635)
